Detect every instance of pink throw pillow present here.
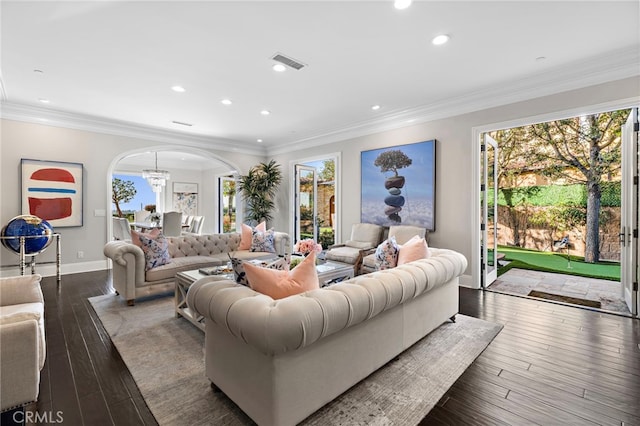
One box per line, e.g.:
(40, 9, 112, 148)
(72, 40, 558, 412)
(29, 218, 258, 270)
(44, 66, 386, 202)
(244, 251, 320, 299)
(397, 235, 429, 265)
(239, 222, 266, 250)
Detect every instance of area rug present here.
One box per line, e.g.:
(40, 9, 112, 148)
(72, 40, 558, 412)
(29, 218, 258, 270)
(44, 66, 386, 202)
(528, 289, 602, 308)
(89, 294, 502, 425)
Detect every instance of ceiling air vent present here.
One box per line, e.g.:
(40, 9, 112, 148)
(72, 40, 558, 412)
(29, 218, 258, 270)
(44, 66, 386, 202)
(271, 53, 306, 70)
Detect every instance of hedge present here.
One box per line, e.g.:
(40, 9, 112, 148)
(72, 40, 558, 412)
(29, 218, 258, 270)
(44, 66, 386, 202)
(492, 181, 621, 207)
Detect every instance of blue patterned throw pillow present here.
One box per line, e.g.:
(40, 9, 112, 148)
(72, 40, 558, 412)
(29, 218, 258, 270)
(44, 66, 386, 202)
(374, 235, 399, 270)
(251, 228, 276, 253)
(230, 256, 289, 286)
(138, 231, 171, 271)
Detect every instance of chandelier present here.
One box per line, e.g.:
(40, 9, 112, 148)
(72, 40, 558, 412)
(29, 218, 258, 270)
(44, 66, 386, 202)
(142, 152, 170, 193)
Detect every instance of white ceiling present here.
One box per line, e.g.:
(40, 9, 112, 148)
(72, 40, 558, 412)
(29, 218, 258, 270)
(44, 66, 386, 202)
(1, 1, 639, 156)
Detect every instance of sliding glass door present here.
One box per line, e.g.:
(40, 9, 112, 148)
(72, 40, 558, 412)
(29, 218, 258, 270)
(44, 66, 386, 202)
(621, 107, 639, 316)
(295, 165, 317, 242)
(481, 134, 499, 288)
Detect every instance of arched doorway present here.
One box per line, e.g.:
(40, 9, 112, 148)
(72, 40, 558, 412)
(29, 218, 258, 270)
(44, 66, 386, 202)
(107, 146, 240, 238)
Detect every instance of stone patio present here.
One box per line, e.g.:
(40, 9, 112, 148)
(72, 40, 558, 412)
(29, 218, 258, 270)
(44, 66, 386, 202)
(488, 268, 630, 315)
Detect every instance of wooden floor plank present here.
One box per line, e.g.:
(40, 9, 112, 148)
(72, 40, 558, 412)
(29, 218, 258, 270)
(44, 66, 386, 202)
(21, 272, 640, 426)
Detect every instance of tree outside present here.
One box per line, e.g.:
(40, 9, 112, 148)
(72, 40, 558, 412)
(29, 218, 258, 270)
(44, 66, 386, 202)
(112, 177, 136, 218)
(490, 108, 630, 263)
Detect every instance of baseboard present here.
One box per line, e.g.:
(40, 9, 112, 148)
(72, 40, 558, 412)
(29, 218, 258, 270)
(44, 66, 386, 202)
(0, 260, 109, 278)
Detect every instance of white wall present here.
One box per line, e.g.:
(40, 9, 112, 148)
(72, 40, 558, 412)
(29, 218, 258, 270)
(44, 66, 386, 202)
(0, 119, 265, 275)
(270, 76, 640, 286)
(2, 76, 638, 280)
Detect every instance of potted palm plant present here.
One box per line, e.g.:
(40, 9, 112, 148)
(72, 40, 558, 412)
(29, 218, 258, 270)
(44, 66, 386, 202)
(238, 160, 282, 224)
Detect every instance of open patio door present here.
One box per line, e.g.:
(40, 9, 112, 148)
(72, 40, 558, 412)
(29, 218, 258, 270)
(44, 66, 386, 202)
(621, 107, 639, 316)
(481, 134, 499, 288)
(294, 165, 317, 244)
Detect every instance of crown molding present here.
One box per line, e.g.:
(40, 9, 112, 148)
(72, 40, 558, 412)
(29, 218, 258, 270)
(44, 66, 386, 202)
(267, 46, 640, 155)
(1, 46, 637, 158)
(0, 101, 268, 156)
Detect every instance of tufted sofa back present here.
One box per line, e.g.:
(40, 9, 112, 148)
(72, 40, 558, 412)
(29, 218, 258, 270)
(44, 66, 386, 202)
(166, 232, 290, 258)
(187, 247, 467, 356)
(167, 233, 241, 258)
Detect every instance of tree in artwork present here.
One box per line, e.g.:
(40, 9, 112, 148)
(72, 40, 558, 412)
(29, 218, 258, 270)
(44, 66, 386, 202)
(374, 149, 413, 223)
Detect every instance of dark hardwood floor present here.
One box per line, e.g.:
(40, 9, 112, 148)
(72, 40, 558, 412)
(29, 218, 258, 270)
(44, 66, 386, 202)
(13, 271, 640, 425)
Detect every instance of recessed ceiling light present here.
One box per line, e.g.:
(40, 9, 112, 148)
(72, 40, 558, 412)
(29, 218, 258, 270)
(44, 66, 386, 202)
(432, 34, 450, 45)
(394, 0, 412, 10)
(272, 63, 286, 72)
(33, 69, 44, 74)
(221, 99, 232, 105)
(171, 85, 186, 93)
(257, 139, 263, 143)
(535, 56, 547, 62)
(371, 105, 381, 111)
(261, 110, 270, 116)
(38, 98, 50, 104)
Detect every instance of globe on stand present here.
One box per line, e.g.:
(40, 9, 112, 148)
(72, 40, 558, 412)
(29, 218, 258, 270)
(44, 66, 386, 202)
(1, 215, 54, 255)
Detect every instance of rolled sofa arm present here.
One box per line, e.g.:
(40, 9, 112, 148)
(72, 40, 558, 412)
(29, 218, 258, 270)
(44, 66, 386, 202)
(104, 241, 147, 301)
(0, 319, 41, 411)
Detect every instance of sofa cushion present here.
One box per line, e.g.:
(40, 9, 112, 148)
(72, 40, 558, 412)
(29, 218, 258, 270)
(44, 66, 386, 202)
(138, 232, 171, 271)
(145, 255, 217, 282)
(325, 246, 362, 264)
(240, 222, 266, 250)
(374, 236, 400, 270)
(0, 302, 45, 369)
(251, 228, 276, 253)
(397, 235, 429, 265)
(245, 251, 319, 299)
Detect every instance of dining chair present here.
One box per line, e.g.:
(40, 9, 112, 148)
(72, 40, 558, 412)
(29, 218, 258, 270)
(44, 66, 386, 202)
(162, 211, 183, 237)
(189, 216, 204, 235)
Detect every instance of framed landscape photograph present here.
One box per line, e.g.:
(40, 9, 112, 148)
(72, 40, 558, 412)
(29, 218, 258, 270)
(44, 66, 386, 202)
(361, 139, 436, 231)
(21, 158, 84, 227)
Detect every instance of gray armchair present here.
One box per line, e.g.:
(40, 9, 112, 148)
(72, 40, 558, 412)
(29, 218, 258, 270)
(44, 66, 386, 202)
(325, 223, 383, 274)
(0, 274, 46, 413)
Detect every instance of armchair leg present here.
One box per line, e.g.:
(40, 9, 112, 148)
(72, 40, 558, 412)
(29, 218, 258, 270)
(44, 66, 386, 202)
(127, 299, 135, 306)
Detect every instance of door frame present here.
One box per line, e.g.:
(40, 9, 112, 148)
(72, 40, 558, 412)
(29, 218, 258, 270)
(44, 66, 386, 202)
(481, 134, 499, 288)
(471, 97, 639, 290)
(294, 164, 318, 243)
(288, 152, 342, 247)
(621, 107, 639, 316)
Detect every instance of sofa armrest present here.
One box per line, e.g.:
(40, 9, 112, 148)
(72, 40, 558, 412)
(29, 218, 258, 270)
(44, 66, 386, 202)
(0, 275, 43, 307)
(104, 241, 146, 301)
(0, 320, 41, 411)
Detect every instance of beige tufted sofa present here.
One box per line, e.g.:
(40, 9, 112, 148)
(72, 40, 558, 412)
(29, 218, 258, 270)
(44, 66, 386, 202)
(104, 232, 290, 305)
(187, 247, 467, 426)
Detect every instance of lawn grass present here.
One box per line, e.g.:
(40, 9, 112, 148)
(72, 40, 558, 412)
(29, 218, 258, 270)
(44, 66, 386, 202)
(497, 245, 620, 281)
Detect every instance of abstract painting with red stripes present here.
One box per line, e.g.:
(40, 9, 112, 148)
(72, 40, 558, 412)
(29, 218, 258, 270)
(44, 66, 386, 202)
(21, 159, 83, 227)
